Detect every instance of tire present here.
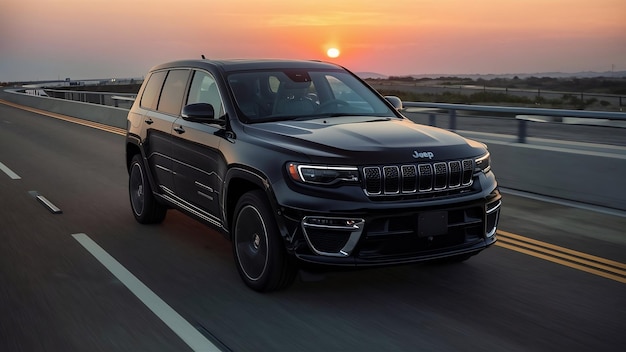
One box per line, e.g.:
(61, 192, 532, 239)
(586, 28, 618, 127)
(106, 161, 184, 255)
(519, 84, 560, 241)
(232, 190, 297, 292)
(128, 155, 167, 224)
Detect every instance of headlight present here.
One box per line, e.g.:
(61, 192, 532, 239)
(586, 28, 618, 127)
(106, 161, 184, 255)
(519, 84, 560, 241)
(475, 152, 491, 173)
(287, 163, 359, 185)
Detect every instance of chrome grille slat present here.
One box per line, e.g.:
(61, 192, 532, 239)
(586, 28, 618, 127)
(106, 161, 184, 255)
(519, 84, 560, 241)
(433, 162, 447, 190)
(363, 159, 474, 197)
(449, 161, 461, 188)
(418, 164, 433, 192)
(462, 159, 473, 185)
(383, 166, 400, 194)
(401, 165, 417, 193)
(363, 167, 382, 195)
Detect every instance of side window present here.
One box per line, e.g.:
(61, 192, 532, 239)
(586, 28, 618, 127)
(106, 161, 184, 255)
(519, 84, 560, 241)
(140, 71, 167, 110)
(187, 70, 224, 119)
(157, 69, 190, 115)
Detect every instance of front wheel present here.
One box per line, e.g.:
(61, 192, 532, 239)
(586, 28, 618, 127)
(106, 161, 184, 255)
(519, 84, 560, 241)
(232, 190, 297, 292)
(129, 155, 167, 224)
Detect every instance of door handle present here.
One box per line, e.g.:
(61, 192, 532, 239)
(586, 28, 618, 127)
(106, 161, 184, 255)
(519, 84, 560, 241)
(145, 118, 154, 125)
(173, 126, 185, 134)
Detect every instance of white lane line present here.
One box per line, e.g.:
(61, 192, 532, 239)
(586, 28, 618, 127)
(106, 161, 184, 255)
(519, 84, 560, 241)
(0, 161, 21, 179)
(36, 195, 63, 214)
(71, 233, 220, 352)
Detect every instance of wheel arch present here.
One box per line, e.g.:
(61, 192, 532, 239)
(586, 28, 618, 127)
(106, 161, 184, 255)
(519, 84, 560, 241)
(125, 136, 162, 201)
(125, 134, 142, 172)
(224, 166, 286, 240)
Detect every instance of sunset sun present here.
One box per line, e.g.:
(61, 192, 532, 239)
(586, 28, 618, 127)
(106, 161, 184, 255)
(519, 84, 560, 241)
(326, 48, 340, 58)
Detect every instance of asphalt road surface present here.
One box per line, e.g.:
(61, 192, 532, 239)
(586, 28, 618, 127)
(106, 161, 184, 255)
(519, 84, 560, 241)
(1, 102, 625, 351)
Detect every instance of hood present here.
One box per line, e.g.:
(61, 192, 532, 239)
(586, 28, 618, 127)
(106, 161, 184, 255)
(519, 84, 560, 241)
(244, 116, 486, 164)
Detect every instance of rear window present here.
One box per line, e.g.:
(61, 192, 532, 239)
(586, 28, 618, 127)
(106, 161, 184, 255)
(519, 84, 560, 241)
(157, 69, 190, 115)
(140, 71, 166, 110)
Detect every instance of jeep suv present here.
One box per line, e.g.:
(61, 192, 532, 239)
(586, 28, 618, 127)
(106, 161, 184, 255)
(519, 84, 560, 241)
(125, 59, 501, 291)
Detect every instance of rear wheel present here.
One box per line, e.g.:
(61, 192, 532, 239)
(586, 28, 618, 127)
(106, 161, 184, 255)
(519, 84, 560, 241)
(129, 155, 167, 224)
(232, 190, 297, 292)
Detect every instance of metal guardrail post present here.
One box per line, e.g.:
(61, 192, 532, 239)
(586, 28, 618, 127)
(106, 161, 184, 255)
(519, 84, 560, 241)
(449, 109, 457, 130)
(429, 113, 436, 126)
(518, 119, 527, 143)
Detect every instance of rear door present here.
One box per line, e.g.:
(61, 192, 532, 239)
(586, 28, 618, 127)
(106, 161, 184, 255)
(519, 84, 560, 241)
(170, 69, 226, 225)
(140, 70, 177, 195)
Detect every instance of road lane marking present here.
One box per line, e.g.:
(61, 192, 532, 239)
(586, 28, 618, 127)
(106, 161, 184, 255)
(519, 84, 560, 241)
(72, 233, 221, 352)
(28, 191, 63, 214)
(0, 99, 126, 136)
(498, 230, 626, 270)
(0, 161, 21, 179)
(36, 195, 62, 214)
(496, 230, 626, 284)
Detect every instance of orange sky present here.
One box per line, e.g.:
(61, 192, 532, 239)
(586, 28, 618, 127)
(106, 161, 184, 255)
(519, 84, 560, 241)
(1, 0, 625, 81)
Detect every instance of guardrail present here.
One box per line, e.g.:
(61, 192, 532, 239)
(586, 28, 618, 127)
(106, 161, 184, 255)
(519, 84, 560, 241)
(0, 88, 130, 129)
(37, 88, 136, 109)
(402, 102, 626, 143)
(369, 81, 626, 112)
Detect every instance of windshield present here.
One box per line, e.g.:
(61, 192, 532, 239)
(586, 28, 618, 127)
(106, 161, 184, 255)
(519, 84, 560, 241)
(227, 69, 397, 123)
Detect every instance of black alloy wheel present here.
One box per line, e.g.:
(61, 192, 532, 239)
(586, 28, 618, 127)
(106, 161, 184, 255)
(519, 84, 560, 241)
(232, 190, 297, 292)
(129, 155, 167, 224)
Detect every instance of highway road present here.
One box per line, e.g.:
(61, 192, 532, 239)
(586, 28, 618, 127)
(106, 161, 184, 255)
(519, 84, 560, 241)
(1, 101, 625, 351)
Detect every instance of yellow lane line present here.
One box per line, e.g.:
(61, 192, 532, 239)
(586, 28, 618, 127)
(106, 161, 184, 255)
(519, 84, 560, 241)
(0, 99, 126, 136)
(497, 230, 626, 270)
(496, 230, 626, 284)
(496, 242, 626, 284)
(497, 236, 625, 276)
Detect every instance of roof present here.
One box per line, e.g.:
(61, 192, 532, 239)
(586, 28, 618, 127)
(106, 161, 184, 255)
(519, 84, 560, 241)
(148, 59, 343, 73)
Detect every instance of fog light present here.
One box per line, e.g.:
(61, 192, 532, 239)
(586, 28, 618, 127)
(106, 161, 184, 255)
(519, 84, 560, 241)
(303, 217, 362, 229)
(485, 200, 501, 237)
(301, 216, 365, 257)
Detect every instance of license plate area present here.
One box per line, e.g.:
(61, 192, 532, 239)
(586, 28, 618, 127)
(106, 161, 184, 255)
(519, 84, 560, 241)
(417, 211, 448, 237)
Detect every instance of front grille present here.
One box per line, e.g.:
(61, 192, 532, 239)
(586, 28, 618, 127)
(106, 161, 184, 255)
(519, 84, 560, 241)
(363, 159, 473, 197)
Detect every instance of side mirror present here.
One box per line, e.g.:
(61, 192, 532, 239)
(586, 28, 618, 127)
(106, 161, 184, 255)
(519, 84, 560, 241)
(181, 103, 215, 122)
(384, 96, 403, 110)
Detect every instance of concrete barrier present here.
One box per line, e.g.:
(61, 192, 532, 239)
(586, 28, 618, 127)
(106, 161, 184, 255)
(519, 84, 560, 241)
(460, 131, 626, 211)
(0, 88, 128, 129)
(2, 88, 625, 211)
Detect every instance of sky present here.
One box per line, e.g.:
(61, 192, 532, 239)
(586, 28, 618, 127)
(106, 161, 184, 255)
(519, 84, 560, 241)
(1, 0, 625, 82)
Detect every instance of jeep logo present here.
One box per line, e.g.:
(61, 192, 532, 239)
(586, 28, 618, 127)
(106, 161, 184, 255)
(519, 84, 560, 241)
(413, 151, 434, 159)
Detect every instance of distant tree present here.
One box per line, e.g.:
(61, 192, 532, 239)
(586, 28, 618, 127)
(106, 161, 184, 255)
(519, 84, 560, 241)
(388, 76, 415, 82)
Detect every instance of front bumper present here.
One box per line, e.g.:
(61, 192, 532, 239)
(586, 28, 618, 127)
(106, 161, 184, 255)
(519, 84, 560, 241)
(284, 189, 501, 267)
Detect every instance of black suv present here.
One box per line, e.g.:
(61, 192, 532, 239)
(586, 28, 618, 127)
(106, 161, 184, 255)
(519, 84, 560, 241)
(125, 59, 501, 291)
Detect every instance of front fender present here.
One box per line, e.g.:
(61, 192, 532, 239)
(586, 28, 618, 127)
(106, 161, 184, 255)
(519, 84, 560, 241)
(223, 166, 290, 241)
